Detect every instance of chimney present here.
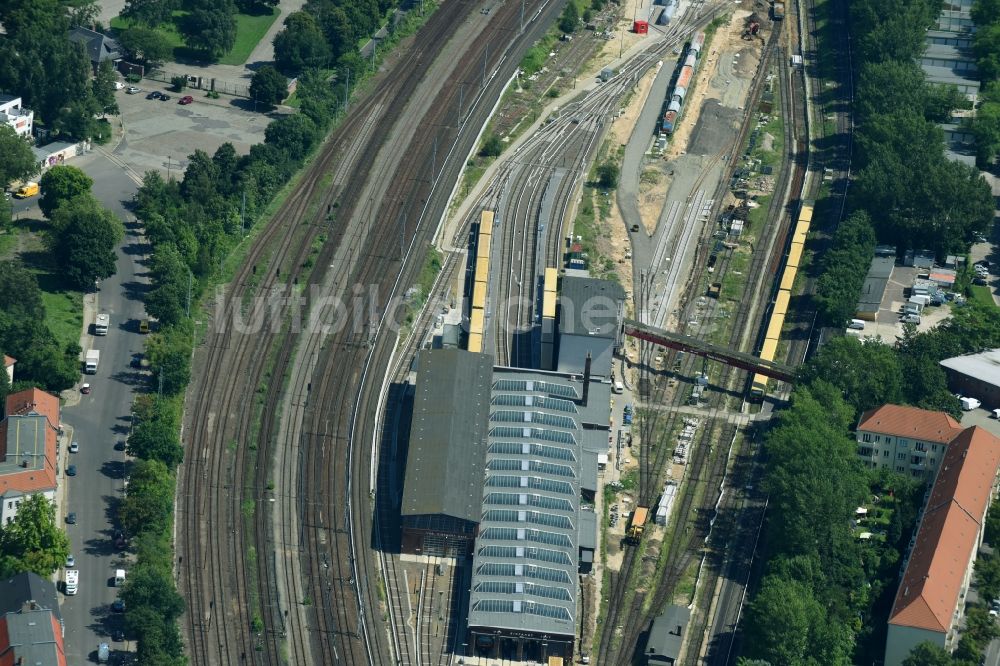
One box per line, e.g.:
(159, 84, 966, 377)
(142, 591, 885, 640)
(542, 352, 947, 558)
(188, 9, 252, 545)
(581, 353, 592, 406)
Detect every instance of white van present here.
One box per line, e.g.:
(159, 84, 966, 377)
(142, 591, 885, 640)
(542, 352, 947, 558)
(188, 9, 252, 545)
(848, 319, 865, 330)
(64, 570, 78, 595)
(97, 642, 110, 663)
(902, 314, 921, 325)
(613, 381, 624, 394)
(114, 569, 126, 587)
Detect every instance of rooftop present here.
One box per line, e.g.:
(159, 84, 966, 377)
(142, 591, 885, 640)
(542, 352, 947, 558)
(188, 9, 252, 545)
(0, 573, 59, 620)
(67, 26, 120, 64)
(858, 404, 963, 445)
(889, 426, 1000, 633)
(646, 605, 690, 661)
(940, 349, 1000, 390)
(0, 609, 65, 666)
(857, 256, 894, 312)
(467, 366, 610, 639)
(401, 349, 493, 524)
(0, 389, 60, 496)
(558, 276, 625, 340)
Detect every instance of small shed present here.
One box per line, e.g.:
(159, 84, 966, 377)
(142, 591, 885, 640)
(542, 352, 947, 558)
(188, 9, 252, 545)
(633, 20, 648, 34)
(600, 67, 614, 82)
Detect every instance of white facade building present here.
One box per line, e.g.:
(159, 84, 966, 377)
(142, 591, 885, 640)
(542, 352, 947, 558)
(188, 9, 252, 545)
(0, 96, 33, 139)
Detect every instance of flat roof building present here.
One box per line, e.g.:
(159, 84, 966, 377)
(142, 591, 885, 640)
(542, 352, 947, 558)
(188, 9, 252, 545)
(400, 349, 493, 557)
(856, 256, 894, 320)
(0, 96, 33, 139)
(468, 365, 610, 662)
(885, 426, 1000, 665)
(557, 276, 625, 377)
(940, 349, 1000, 410)
(645, 605, 690, 664)
(0, 389, 60, 525)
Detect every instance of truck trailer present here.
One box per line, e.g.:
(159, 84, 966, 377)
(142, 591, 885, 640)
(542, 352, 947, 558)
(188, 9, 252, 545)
(627, 506, 650, 542)
(84, 349, 100, 374)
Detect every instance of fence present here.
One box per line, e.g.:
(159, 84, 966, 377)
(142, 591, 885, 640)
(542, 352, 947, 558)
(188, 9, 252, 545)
(143, 68, 252, 99)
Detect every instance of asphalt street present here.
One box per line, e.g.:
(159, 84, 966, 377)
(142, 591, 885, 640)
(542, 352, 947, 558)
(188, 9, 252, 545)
(52, 152, 147, 663)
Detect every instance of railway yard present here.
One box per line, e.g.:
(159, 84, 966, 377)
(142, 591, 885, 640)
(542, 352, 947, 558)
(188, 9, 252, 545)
(173, 0, 856, 662)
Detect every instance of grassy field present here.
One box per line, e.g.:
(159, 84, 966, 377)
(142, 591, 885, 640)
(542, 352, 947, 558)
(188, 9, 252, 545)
(36, 276, 84, 352)
(111, 8, 279, 66)
(969, 284, 999, 309)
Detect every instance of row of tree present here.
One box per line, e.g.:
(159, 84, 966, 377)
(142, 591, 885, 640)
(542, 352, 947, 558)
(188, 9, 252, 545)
(970, 1, 1000, 166)
(813, 210, 876, 325)
(0, 0, 120, 141)
(124, 65, 345, 661)
(117, 394, 186, 664)
(272, 0, 400, 75)
(848, 0, 993, 257)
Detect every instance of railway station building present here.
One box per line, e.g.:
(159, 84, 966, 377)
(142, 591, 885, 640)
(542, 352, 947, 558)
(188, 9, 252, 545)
(556, 276, 625, 377)
(400, 349, 493, 557)
(467, 364, 609, 662)
(884, 426, 1000, 665)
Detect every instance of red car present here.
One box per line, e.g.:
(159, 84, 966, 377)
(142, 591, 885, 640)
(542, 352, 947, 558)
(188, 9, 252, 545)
(179, 95, 194, 105)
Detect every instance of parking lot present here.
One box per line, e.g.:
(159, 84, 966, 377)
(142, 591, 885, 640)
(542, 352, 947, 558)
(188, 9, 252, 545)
(859, 263, 957, 341)
(109, 83, 276, 178)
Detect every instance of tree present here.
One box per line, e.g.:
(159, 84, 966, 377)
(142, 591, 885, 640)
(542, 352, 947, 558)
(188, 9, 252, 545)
(118, 26, 174, 65)
(0, 196, 11, 233)
(93, 60, 121, 116)
(264, 113, 319, 161)
(250, 65, 288, 108)
(144, 324, 192, 399)
(182, 0, 237, 59)
(127, 409, 184, 468)
(145, 245, 190, 325)
(121, 0, 176, 27)
(273, 11, 331, 74)
(975, 553, 1000, 603)
(742, 575, 824, 665)
(48, 195, 124, 288)
(0, 495, 70, 578)
(118, 459, 175, 537)
(901, 641, 953, 666)
(597, 161, 620, 188)
(235, 0, 278, 12)
(558, 0, 579, 33)
(0, 126, 38, 190)
(814, 210, 876, 325)
(800, 337, 903, 415)
(479, 134, 503, 158)
(38, 166, 93, 218)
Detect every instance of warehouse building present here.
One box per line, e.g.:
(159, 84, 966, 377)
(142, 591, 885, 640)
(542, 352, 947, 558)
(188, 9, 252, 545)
(644, 605, 690, 664)
(467, 363, 610, 662)
(884, 426, 1000, 665)
(855, 256, 894, 321)
(557, 276, 625, 377)
(940, 349, 1000, 410)
(399, 349, 493, 557)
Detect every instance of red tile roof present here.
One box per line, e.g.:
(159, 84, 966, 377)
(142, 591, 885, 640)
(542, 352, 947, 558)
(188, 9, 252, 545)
(1, 356, 12, 368)
(889, 426, 1000, 633)
(0, 389, 60, 496)
(857, 404, 963, 444)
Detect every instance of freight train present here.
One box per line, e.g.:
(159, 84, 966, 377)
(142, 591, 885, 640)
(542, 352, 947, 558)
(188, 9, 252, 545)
(750, 201, 813, 397)
(660, 31, 705, 135)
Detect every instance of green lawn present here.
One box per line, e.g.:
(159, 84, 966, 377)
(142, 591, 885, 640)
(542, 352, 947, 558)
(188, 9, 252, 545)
(111, 8, 278, 66)
(37, 280, 83, 352)
(969, 284, 999, 309)
(220, 9, 280, 65)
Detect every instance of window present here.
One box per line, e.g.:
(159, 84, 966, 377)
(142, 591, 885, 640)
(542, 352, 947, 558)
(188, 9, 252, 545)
(883, 450, 890, 457)
(898, 452, 907, 460)
(911, 456, 922, 465)
(897, 466, 905, 472)
(898, 439, 907, 448)
(914, 442, 926, 452)
(859, 447, 873, 457)
(862, 433, 872, 443)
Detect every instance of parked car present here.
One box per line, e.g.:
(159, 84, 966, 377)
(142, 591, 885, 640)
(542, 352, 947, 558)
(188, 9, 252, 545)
(80, 383, 91, 394)
(69, 441, 79, 453)
(66, 465, 76, 477)
(179, 95, 194, 105)
(114, 440, 126, 451)
(65, 555, 75, 568)
(112, 628, 125, 642)
(111, 598, 125, 613)
(125, 86, 141, 95)
(65, 512, 76, 524)
(146, 91, 162, 100)
(160, 94, 171, 101)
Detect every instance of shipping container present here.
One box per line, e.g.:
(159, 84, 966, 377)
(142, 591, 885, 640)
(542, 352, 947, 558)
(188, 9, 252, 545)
(676, 65, 693, 90)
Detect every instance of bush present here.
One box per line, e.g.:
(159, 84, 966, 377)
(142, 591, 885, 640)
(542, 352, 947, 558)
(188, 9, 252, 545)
(170, 76, 187, 92)
(479, 134, 503, 158)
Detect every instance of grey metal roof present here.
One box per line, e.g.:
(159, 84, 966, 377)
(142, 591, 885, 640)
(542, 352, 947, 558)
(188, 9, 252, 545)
(2, 608, 62, 665)
(0, 573, 59, 620)
(646, 605, 690, 662)
(468, 367, 611, 638)
(558, 276, 625, 339)
(940, 350, 1000, 389)
(581, 450, 598, 495)
(922, 42, 975, 64)
(1, 416, 49, 477)
(578, 510, 597, 550)
(67, 27, 120, 64)
(401, 349, 493, 523)
(857, 256, 893, 312)
(922, 64, 981, 94)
